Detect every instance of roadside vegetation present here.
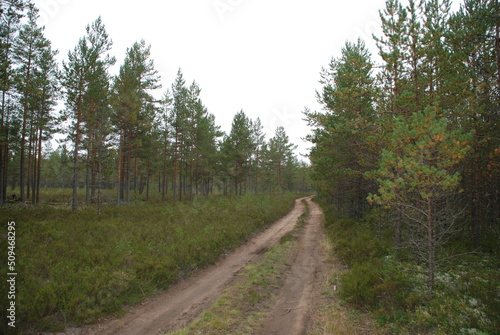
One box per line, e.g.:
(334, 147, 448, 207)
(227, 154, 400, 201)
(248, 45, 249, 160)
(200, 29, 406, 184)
(305, 0, 500, 334)
(317, 200, 499, 334)
(0, 192, 300, 334)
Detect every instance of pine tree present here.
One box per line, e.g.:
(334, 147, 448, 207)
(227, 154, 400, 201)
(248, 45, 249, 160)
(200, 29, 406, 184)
(12, 5, 57, 203)
(374, 0, 408, 117)
(222, 110, 254, 195)
(159, 90, 173, 200)
(30, 39, 59, 204)
(187, 83, 221, 197)
(0, 0, 27, 204)
(81, 17, 115, 207)
(306, 39, 377, 218)
(267, 126, 296, 192)
(169, 68, 188, 202)
(367, 107, 473, 296)
(250, 118, 266, 193)
(112, 40, 160, 204)
(405, 0, 425, 112)
(61, 17, 114, 211)
(421, 0, 453, 108)
(61, 37, 84, 210)
(195, 111, 222, 195)
(447, 0, 500, 246)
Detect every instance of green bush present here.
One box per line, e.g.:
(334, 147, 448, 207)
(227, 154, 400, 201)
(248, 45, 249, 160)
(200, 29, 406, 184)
(340, 260, 383, 306)
(320, 201, 500, 334)
(322, 206, 388, 267)
(334, 230, 387, 267)
(340, 257, 414, 312)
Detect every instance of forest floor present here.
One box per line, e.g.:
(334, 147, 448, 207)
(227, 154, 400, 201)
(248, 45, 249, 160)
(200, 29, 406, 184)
(52, 197, 340, 335)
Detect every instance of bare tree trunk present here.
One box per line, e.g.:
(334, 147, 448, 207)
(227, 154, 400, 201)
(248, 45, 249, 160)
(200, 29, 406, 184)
(91, 136, 97, 202)
(72, 105, 82, 211)
(117, 131, 124, 204)
(97, 150, 102, 218)
(85, 151, 91, 205)
(495, 0, 500, 99)
(427, 198, 435, 297)
(27, 129, 34, 202)
(30, 129, 38, 204)
(35, 121, 43, 204)
(0, 91, 5, 205)
(133, 153, 138, 197)
(126, 145, 131, 203)
(146, 159, 150, 201)
(179, 157, 183, 201)
(162, 140, 168, 200)
(20, 105, 27, 202)
(173, 132, 179, 203)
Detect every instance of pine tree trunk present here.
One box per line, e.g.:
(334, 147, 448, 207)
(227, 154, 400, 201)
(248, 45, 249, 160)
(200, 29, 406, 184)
(117, 131, 124, 204)
(97, 153, 102, 218)
(277, 161, 281, 192)
(134, 154, 138, 196)
(173, 132, 179, 203)
(20, 106, 27, 202)
(427, 198, 435, 297)
(30, 133, 37, 204)
(85, 152, 91, 205)
(146, 159, 151, 200)
(126, 155, 131, 203)
(179, 158, 183, 201)
(162, 141, 167, 200)
(1, 129, 8, 203)
(0, 92, 5, 205)
(72, 104, 82, 211)
(20, 60, 32, 203)
(91, 138, 97, 202)
(35, 124, 43, 204)
(27, 130, 34, 202)
(495, 0, 500, 99)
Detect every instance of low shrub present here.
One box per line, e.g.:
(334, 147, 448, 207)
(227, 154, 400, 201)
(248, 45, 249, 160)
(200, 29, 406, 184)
(321, 203, 500, 335)
(339, 257, 415, 313)
(0, 192, 299, 333)
(322, 205, 388, 267)
(340, 260, 383, 306)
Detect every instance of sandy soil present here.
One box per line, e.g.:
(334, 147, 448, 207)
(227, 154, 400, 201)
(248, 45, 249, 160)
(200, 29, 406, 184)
(257, 198, 326, 335)
(57, 197, 320, 335)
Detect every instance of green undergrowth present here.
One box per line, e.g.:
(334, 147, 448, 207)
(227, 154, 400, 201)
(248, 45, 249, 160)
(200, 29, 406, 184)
(165, 199, 309, 335)
(0, 193, 301, 334)
(319, 200, 500, 335)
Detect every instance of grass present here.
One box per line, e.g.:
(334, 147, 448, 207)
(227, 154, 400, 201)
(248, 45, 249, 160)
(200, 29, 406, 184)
(306, 209, 378, 335)
(0, 191, 301, 334)
(164, 199, 310, 335)
(165, 241, 296, 335)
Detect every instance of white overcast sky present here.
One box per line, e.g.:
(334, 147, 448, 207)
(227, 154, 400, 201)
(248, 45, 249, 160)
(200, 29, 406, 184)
(33, 0, 462, 160)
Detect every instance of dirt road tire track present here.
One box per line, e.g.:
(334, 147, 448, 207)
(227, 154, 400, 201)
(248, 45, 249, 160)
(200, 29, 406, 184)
(257, 197, 325, 335)
(58, 197, 308, 335)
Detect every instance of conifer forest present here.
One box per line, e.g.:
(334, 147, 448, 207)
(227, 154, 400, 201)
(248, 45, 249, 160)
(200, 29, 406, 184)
(1, 0, 499, 334)
(0, 2, 308, 208)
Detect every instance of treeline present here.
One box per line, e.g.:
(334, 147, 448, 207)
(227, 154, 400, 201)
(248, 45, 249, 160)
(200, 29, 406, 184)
(0, 1, 309, 208)
(306, 0, 499, 295)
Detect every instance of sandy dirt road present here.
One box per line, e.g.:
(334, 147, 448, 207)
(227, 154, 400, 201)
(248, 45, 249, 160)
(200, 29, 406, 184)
(58, 197, 326, 335)
(257, 198, 325, 335)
